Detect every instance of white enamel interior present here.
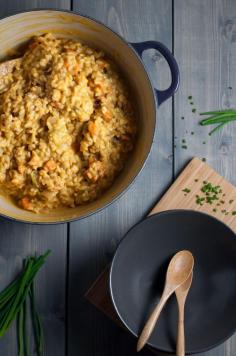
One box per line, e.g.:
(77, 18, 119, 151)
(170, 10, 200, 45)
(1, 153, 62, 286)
(0, 10, 156, 223)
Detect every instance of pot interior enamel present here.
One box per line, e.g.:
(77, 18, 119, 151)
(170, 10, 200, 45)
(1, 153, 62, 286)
(0, 10, 156, 223)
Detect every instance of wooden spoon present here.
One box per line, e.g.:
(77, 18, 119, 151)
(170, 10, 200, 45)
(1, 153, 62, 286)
(175, 272, 193, 356)
(0, 58, 21, 76)
(0, 58, 22, 89)
(137, 250, 194, 352)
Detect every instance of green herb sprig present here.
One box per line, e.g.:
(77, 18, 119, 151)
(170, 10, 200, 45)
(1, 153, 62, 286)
(200, 109, 236, 135)
(0, 250, 50, 356)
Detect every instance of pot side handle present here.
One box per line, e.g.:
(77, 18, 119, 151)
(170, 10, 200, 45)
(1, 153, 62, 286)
(130, 41, 179, 106)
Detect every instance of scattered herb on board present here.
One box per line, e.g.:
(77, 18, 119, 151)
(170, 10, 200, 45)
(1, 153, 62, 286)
(188, 96, 197, 113)
(0, 250, 50, 356)
(182, 145, 188, 149)
(200, 109, 236, 135)
(182, 188, 191, 193)
(181, 180, 236, 217)
(196, 195, 205, 206)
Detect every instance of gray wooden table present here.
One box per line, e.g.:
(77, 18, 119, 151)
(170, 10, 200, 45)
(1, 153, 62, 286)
(0, 0, 235, 355)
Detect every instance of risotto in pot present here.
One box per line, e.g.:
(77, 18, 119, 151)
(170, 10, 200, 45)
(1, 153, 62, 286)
(0, 33, 136, 213)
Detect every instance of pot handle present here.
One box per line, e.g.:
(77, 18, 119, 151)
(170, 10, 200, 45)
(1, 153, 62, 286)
(130, 41, 179, 106)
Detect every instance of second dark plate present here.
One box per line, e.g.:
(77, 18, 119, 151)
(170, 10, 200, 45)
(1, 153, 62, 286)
(110, 210, 236, 354)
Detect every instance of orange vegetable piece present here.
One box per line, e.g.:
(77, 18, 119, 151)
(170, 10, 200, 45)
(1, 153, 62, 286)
(64, 59, 69, 69)
(44, 160, 57, 171)
(20, 197, 31, 210)
(88, 122, 96, 136)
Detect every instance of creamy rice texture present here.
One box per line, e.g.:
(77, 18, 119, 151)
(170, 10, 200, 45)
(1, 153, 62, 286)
(0, 33, 136, 212)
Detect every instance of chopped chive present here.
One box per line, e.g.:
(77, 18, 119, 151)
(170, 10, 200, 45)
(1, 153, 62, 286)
(191, 131, 194, 135)
(181, 145, 188, 149)
(23, 298, 29, 356)
(182, 188, 191, 193)
(188, 96, 192, 100)
(200, 109, 236, 135)
(229, 199, 234, 204)
(232, 211, 236, 216)
(192, 108, 196, 113)
(208, 122, 228, 136)
(17, 305, 24, 356)
(30, 283, 43, 356)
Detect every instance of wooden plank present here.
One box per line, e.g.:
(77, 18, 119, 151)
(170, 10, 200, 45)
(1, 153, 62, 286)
(0, 0, 70, 16)
(0, 2, 70, 356)
(174, 0, 236, 355)
(68, 0, 173, 355)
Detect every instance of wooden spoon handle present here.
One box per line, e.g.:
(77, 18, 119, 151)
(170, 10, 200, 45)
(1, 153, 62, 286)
(137, 286, 173, 352)
(177, 307, 185, 356)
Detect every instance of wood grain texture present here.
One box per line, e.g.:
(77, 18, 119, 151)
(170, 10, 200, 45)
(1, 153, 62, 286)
(68, 1, 173, 355)
(0, 0, 70, 16)
(174, 1, 236, 355)
(0, 1, 70, 356)
(174, 0, 236, 182)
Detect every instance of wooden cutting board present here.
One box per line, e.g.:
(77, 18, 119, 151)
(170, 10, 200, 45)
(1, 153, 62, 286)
(85, 157, 236, 331)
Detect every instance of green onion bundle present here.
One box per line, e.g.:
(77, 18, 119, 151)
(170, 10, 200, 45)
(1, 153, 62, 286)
(200, 109, 236, 135)
(0, 250, 50, 356)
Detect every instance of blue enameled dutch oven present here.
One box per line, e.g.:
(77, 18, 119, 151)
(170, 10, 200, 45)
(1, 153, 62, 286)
(0, 9, 179, 223)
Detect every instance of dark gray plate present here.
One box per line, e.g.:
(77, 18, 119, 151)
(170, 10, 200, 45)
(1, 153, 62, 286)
(110, 210, 236, 354)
